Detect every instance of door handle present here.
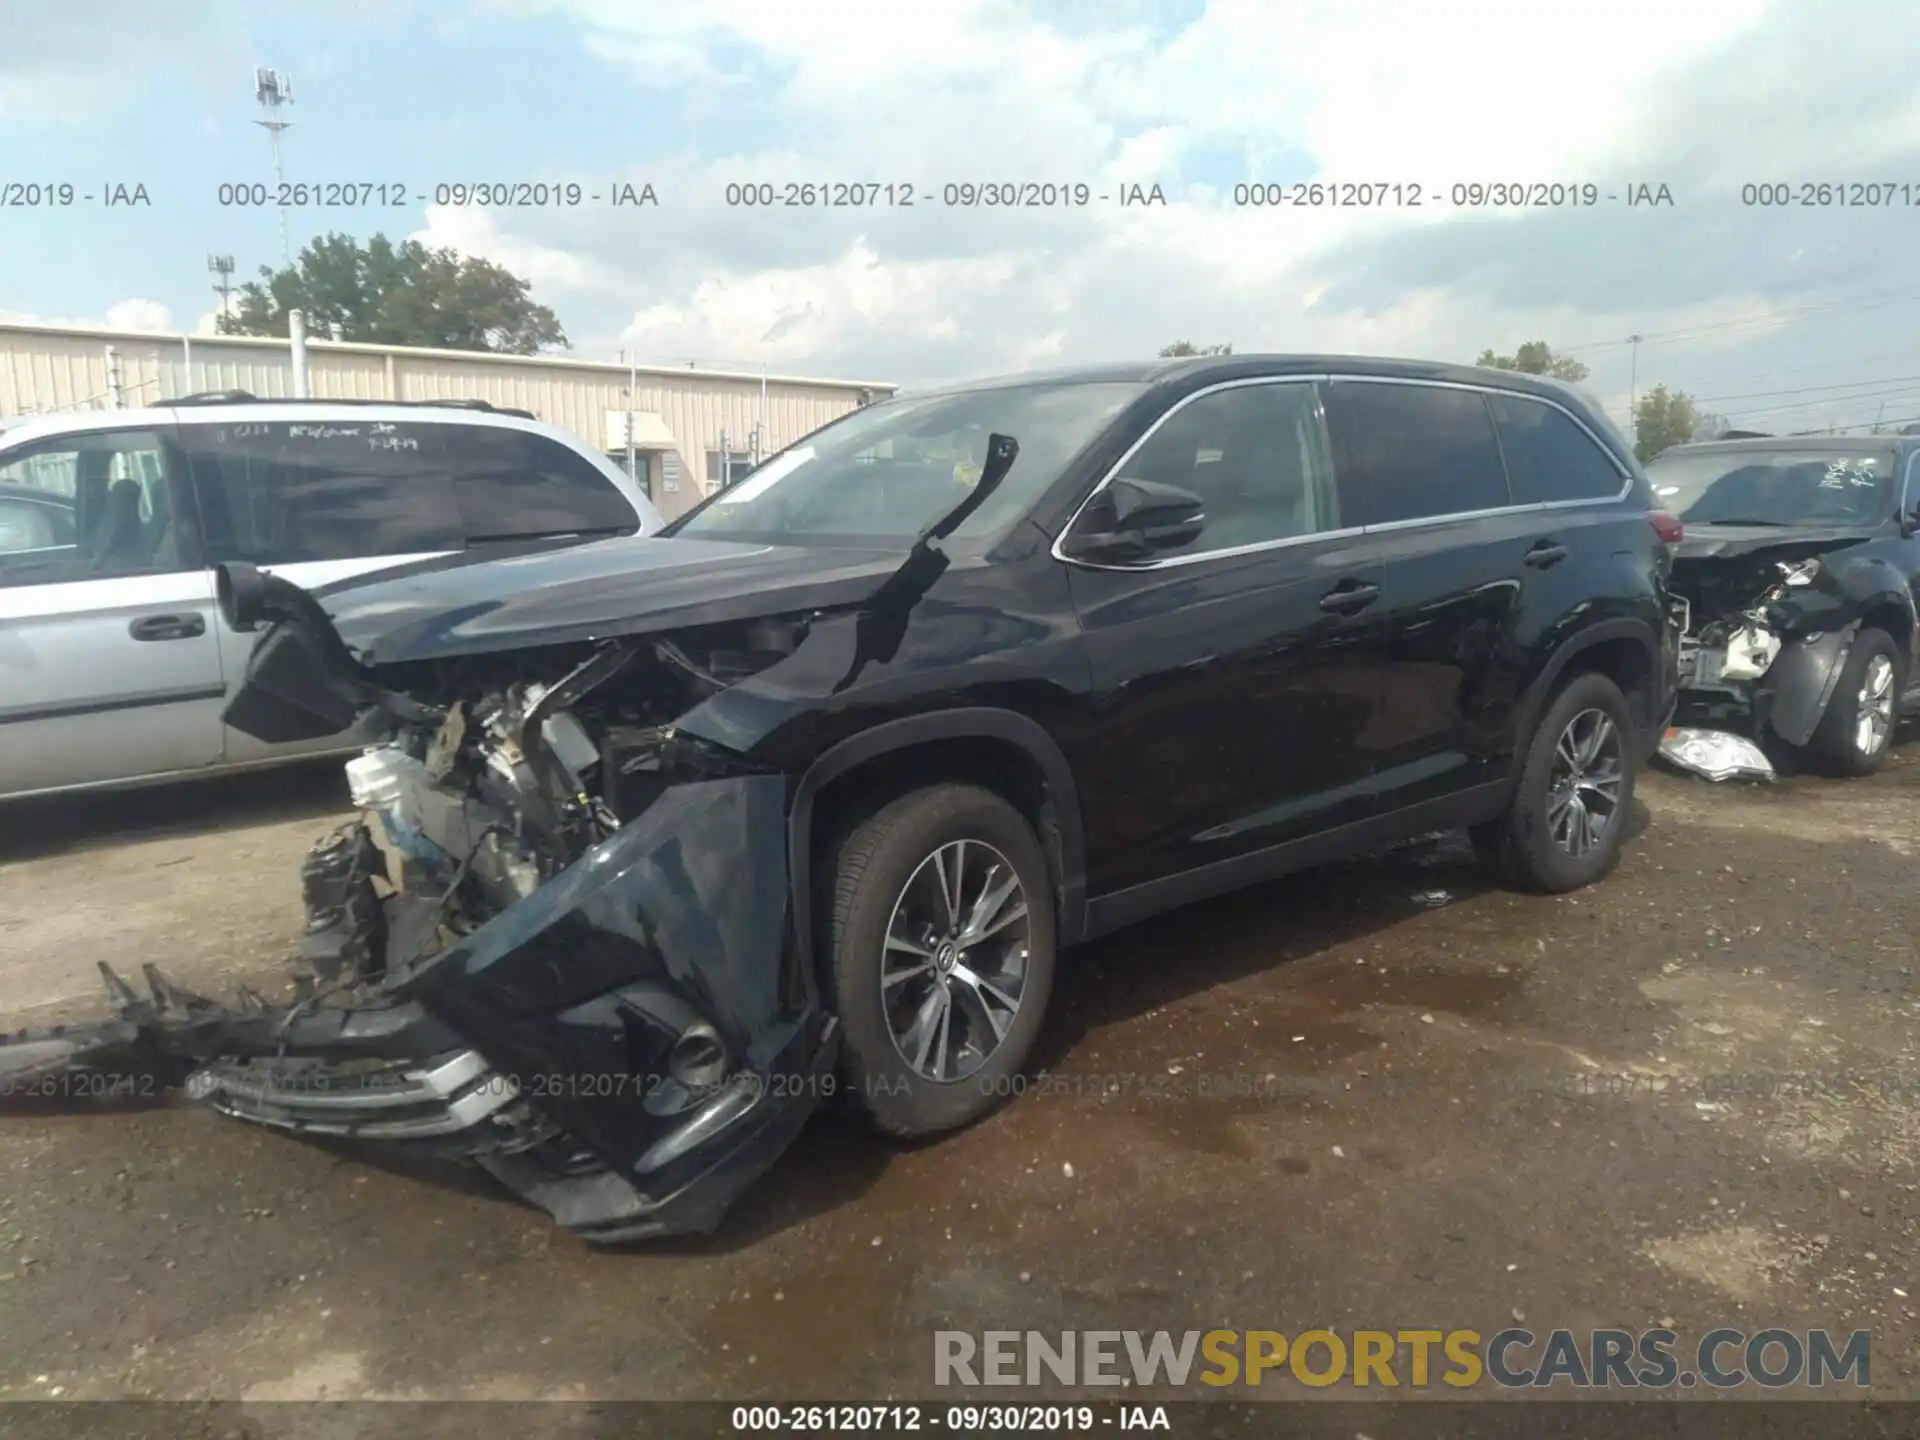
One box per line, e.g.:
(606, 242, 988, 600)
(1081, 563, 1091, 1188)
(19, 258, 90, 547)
(128, 613, 206, 642)
(1524, 542, 1570, 569)
(1318, 580, 1381, 615)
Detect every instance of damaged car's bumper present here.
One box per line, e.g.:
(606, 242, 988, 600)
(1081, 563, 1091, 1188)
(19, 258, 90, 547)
(1, 777, 839, 1244)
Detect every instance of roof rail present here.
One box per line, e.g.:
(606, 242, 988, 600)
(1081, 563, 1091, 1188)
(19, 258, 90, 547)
(169, 392, 536, 420)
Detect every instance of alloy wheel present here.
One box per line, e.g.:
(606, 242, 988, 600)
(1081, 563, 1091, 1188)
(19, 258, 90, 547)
(1547, 707, 1623, 858)
(1856, 653, 1896, 757)
(881, 839, 1031, 1082)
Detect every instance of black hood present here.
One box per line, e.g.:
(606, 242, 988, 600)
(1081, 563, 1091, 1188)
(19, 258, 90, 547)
(1671, 522, 1878, 561)
(310, 533, 905, 666)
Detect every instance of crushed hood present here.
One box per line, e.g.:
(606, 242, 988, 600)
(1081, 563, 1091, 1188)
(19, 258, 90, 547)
(308, 532, 906, 666)
(1671, 523, 1876, 561)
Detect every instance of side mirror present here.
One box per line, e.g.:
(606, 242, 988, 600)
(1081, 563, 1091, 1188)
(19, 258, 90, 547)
(1901, 505, 1919, 539)
(1060, 478, 1206, 564)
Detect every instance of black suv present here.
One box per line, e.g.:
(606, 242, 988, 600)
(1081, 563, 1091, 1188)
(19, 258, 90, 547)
(7, 354, 1678, 1242)
(1648, 435, 1920, 778)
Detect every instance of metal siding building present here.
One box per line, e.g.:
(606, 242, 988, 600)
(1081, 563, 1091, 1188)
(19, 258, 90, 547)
(0, 322, 895, 520)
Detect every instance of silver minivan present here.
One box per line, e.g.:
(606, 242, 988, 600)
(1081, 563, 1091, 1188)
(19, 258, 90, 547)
(0, 396, 663, 800)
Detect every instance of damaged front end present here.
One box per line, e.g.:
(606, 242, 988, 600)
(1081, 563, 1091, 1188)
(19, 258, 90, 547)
(1, 559, 846, 1243)
(1664, 534, 1897, 778)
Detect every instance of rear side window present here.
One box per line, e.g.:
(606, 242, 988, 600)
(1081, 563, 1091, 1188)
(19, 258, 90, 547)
(440, 427, 637, 541)
(1488, 393, 1623, 503)
(1323, 381, 1509, 527)
(182, 420, 465, 564)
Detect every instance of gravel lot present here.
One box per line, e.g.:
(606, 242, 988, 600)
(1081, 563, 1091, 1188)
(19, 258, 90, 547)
(2, 746, 1918, 1410)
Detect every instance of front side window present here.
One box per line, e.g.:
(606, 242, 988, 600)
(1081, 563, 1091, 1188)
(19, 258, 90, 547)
(0, 430, 187, 586)
(182, 419, 465, 565)
(1323, 381, 1509, 527)
(1092, 381, 1337, 557)
(1645, 446, 1898, 526)
(1488, 393, 1624, 504)
(672, 382, 1144, 546)
(440, 427, 638, 541)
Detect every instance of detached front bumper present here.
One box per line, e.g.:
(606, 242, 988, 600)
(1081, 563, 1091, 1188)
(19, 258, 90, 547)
(1, 776, 836, 1245)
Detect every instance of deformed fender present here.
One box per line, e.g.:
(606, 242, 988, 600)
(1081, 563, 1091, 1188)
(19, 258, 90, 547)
(1756, 622, 1857, 748)
(787, 708, 1090, 958)
(389, 775, 832, 1226)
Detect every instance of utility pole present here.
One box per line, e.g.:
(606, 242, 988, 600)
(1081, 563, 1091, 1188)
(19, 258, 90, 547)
(1627, 333, 1643, 447)
(207, 254, 235, 317)
(620, 347, 638, 486)
(253, 69, 295, 267)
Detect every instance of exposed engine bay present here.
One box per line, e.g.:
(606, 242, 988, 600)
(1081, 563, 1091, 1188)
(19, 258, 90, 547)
(1662, 531, 1914, 781)
(0, 585, 842, 1244)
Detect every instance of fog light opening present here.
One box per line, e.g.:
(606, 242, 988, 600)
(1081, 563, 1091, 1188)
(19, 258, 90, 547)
(668, 1026, 730, 1091)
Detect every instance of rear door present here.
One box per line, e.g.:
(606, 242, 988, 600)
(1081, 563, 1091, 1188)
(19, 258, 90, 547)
(178, 417, 469, 764)
(1065, 377, 1390, 898)
(1484, 389, 1642, 689)
(1322, 378, 1532, 812)
(0, 423, 227, 796)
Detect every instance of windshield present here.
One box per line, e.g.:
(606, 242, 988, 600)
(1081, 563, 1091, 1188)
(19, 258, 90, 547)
(1645, 447, 1898, 526)
(673, 381, 1144, 546)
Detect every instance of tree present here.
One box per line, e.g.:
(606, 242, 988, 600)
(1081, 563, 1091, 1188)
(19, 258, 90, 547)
(1159, 341, 1233, 357)
(1474, 340, 1589, 382)
(1634, 384, 1698, 464)
(1691, 410, 1732, 442)
(217, 232, 568, 354)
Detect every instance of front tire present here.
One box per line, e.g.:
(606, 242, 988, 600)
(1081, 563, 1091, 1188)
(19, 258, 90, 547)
(1471, 671, 1637, 894)
(1805, 627, 1903, 777)
(822, 784, 1056, 1139)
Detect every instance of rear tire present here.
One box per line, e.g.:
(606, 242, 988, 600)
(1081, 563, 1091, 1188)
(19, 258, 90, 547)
(1805, 627, 1903, 777)
(821, 784, 1056, 1139)
(1471, 671, 1637, 894)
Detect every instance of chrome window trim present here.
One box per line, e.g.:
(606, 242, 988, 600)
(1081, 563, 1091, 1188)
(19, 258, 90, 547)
(1051, 372, 1634, 573)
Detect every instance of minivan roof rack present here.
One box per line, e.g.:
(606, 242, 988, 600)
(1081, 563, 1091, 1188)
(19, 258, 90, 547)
(169, 391, 536, 420)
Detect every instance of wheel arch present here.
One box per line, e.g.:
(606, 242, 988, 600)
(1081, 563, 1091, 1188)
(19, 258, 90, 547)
(787, 709, 1089, 986)
(1510, 618, 1662, 773)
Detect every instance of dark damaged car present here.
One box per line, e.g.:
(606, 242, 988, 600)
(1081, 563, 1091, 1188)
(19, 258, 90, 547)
(1650, 437, 1920, 781)
(2, 356, 1679, 1243)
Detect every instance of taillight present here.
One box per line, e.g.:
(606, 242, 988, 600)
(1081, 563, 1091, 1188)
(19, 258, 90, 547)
(1648, 510, 1683, 544)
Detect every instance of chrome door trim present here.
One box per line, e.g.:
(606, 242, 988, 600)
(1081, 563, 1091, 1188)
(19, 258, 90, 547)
(1051, 372, 1636, 574)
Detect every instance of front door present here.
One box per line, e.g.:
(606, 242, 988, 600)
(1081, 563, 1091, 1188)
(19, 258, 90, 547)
(1064, 377, 1388, 898)
(0, 425, 226, 797)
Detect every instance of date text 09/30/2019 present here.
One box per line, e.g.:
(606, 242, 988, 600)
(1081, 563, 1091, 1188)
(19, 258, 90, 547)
(730, 1405, 1168, 1431)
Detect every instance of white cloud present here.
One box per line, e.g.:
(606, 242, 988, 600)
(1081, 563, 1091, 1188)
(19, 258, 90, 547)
(103, 299, 175, 333)
(0, 298, 176, 332)
(399, 0, 1920, 420)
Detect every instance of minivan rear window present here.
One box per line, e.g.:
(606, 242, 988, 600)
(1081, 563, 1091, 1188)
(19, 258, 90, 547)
(183, 421, 465, 565)
(439, 427, 637, 541)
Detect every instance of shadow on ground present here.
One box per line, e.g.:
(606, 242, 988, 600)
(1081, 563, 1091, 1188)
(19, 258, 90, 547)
(0, 761, 350, 864)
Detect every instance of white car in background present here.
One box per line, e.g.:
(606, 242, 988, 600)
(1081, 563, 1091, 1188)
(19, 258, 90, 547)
(0, 394, 663, 800)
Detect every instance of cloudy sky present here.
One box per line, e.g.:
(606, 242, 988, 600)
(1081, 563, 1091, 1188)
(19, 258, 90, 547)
(6, 0, 1920, 433)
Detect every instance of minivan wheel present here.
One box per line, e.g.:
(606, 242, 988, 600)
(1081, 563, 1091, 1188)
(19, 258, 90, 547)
(1805, 628, 1904, 777)
(1471, 671, 1637, 894)
(822, 784, 1056, 1139)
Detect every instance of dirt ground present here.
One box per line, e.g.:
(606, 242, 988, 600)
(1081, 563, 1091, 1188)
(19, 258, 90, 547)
(2, 745, 1918, 1413)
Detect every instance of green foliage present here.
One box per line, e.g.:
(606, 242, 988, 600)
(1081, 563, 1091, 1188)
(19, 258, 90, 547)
(1158, 341, 1234, 357)
(216, 232, 568, 354)
(1474, 341, 1590, 382)
(1634, 384, 1699, 463)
